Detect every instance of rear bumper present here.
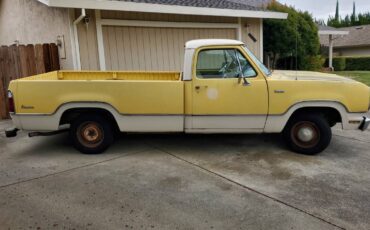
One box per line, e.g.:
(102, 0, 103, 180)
(5, 128, 19, 138)
(359, 116, 370, 131)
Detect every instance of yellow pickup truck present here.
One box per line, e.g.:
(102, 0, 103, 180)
(6, 39, 370, 155)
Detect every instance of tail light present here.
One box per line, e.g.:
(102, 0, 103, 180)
(8, 90, 15, 113)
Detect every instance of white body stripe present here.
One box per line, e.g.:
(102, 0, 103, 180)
(11, 102, 367, 133)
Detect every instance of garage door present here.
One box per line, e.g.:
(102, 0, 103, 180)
(102, 26, 237, 71)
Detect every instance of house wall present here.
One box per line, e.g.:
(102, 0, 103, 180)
(0, 0, 74, 70)
(76, 10, 100, 70)
(334, 46, 370, 57)
(77, 10, 262, 70)
(241, 18, 262, 59)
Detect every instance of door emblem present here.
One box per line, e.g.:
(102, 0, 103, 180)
(21, 105, 35, 109)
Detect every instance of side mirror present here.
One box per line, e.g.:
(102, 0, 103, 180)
(242, 77, 251, 86)
(238, 74, 251, 86)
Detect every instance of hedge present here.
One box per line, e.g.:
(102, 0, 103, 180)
(328, 56, 370, 71)
(332, 57, 346, 71)
(345, 57, 370, 70)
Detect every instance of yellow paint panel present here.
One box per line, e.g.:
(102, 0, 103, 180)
(22, 71, 180, 81)
(12, 71, 184, 115)
(267, 79, 370, 114)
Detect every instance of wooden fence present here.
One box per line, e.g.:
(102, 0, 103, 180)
(0, 43, 60, 119)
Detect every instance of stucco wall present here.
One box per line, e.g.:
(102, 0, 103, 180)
(0, 0, 74, 69)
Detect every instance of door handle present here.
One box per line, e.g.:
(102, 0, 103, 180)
(195, 85, 208, 90)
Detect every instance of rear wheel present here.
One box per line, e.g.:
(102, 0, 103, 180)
(283, 113, 332, 155)
(70, 114, 114, 154)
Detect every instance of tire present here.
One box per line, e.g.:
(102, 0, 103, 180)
(283, 113, 332, 155)
(70, 114, 114, 154)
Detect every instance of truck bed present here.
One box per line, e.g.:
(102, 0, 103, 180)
(10, 71, 184, 116)
(23, 71, 181, 81)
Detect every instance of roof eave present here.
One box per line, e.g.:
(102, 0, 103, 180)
(37, 0, 288, 19)
(319, 30, 349, 35)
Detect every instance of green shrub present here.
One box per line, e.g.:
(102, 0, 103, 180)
(332, 57, 346, 71)
(327, 56, 370, 71)
(345, 57, 370, 71)
(304, 55, 326, 71)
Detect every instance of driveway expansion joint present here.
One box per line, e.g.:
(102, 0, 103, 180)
(0, 148, 149, 190)
(149, 144, 346, 230)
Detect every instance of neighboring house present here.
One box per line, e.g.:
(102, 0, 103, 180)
(0, 0, 287, 71)
(320, 25, 370, 57)
(318, 25, 349, 69)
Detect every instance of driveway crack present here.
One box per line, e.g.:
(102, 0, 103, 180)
(0, 148, 148, 190)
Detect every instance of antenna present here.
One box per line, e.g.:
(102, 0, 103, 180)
(295, 21, 298, 81)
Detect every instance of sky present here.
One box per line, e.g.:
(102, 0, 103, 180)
(278, 0, 370, 21)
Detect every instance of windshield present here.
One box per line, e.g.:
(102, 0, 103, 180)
(243, 46, 272, 76)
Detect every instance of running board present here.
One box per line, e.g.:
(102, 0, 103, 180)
(28, 129, 69, 137)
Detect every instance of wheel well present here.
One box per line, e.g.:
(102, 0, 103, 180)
(60, 108, 119, 131)
(289, 107, 342, 127)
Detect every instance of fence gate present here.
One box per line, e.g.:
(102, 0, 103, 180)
(0, 43, 60, 119)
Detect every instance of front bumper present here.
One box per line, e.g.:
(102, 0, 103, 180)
(359, 116, 370, 131)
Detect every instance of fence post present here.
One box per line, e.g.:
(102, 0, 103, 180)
(49, 43, 60, 71)
(35, 44, 46, 74)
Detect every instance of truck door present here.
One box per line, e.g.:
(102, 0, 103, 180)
(191, 47, 268, 131)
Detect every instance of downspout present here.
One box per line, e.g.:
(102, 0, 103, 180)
(73, 9, 86, 70)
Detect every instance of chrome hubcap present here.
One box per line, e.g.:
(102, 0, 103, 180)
(291, 121, 320, 149)
(297, 127, 315, 142)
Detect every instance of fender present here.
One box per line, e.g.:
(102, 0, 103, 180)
(11, 102, 121, 131)
(264, 101, 350, 133)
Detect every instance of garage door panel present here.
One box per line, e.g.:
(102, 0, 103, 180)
(103, 26, 236, 71)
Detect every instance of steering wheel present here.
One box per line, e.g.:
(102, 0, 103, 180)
(219, 61, 236, 78)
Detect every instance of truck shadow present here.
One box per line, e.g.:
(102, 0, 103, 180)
(8, 131, 353, 161)
(115, 132, 288, 154)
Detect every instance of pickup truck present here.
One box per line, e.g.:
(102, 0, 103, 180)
(6, 39, 370, 155)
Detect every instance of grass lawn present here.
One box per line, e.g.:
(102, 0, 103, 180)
(335, 71, 370, 86)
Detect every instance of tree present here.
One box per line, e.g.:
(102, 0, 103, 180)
(335, 0, 340, 22)
(328, 0, 341, 27)
(351, 2, 356, 24)
(326, 1, 370, 27)
(263, 1, 322, 70)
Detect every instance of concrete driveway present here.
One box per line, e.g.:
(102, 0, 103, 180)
(0, 117, 369, 230)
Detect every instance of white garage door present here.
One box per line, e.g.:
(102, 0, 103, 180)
(102, 26, 237, 71)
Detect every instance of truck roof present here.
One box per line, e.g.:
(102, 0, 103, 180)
(185, 39, 244, 49)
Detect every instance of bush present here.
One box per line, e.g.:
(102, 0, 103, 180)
(327, 56, 370, 71)
(345, 57, 370, 70)
(304, 55, 326, 71)
(275, 55, 325, 71)
(332, 57, 346, 71)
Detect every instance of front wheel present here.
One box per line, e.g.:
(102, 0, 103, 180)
(70, 114, 114, 154)
(283, 114, 332, 155)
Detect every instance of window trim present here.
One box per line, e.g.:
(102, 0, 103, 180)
(193, 46, 260, 81)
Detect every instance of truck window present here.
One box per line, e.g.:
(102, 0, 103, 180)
(196, 49, 256, 79)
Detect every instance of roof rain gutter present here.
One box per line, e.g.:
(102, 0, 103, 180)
(72, 8, 86, 70)
(37, 0, 287, 19)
